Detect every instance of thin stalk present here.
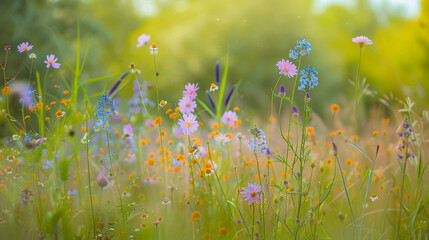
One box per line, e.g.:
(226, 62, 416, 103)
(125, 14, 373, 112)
(294, 95, 309, 239)
(86, 117, 96, 238)
(284, 56, 302, 180)
(187, 136, 198, 207)
(22, 58, 34, 131)
(354, 47, 362, 138)
(269, 75, 282, 144)
(252, 203, 255, 239)
(396, 140, 409, 239)
(153, 54, 159, 110)
(334, 144, 356, 224)
(207, 143, 231, 216)
(106, 128, 127, 238)
(360, 145, 379, 238)
(253, 150, 264, 238)
(3, 49, 9, 85)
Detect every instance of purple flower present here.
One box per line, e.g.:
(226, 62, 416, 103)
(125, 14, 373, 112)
(44, 55, 61, 69)
(276, 59, 297, 78)
(183, 83, 199, 100)
(123, 124, 134, 138)
(283, 180, 289, 187)
(224, 84, 236, 107)
(332, 142, 338, 155)
(17, 42, 33, 53)
(241, 182, 262, 205)
(35, 138, 47, 145)
(178, 114, 199, 135)
(137, 34, 150, 47)
(10, 81, 35, 107)
(279, 84, 286, 96)
(145, 119, 154, 128)
(122, 124, 135, 148)
(265, 147, 271, 156)
(292, 106, 299, 116)
(178, 96, 197, 114)
(221, 111, 238, 126)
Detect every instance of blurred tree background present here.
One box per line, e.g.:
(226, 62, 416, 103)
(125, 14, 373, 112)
(1, 0, 428, 124)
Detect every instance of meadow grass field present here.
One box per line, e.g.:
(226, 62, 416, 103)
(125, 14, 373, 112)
(0, 35, 428, 240)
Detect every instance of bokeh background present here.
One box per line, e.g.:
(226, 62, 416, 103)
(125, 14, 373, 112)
(1, 0, 428, 120)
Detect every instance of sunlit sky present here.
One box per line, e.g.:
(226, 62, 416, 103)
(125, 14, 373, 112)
(133, 0, 421, 18)
(313, 0, 421, 18)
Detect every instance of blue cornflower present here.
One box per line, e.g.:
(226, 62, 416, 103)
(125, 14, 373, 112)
(94, 94, 115, 131)
(172, 158, 182, 167)
(289, 39, 311, 60)
(246, 125, 268, 154)
(298, 66, 319, 91)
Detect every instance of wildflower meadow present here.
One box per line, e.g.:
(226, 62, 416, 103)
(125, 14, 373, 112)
(1, 2, 429, 239)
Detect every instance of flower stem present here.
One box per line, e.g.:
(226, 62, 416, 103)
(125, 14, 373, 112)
(269, 75, 282, 144)
(354, 48, 362, 138)
(106, 128, 127, 238)
(396, 137, 409, 239)
(253, 150, 264, 238)
(86, 116, 96, 238)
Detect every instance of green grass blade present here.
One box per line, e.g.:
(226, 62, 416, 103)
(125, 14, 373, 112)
(227, 200, 252, 239)
(216, 53, 229, 123)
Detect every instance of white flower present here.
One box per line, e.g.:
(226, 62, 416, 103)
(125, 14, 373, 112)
(209, 83, 219, 92)
(81, 133, 90, 144)
(162, 197, 171, 205)
(215, 133, 231, 143)
(370, 194, 378, 202)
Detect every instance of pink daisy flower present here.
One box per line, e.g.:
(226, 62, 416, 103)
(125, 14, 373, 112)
(178, 114, 199, 135)
(44, 55, 61, 69)
(276, 59, 297, 78)
(352, 36, 373, 47)
(214, 133, 231, 143)
(137, 34, 150, 47)
(178, 96, 197, 114)
(221, 111, 238, 126)
(241, 182, 262, 205)
(17, 42, 33, 53)
(183, 83, 199, 100)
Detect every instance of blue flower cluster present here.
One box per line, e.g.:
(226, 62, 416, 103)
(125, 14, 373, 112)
(289, 39, 311, 60)
(298, 66, 319, 91)
(94, 94, 115, 131)
(246, 125, 268, 154)
(396, 121, 415, 160)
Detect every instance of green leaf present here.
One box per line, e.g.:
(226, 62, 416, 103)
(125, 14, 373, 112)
(216, 53, 229, 123)
(196, 98, 216, 119)
(227, 200, 252, 239)
(45, 208, 66, 235)
(60, 159, 71, 182)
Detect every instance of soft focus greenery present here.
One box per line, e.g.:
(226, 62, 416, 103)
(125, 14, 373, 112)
(2, 0, 428, 116)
